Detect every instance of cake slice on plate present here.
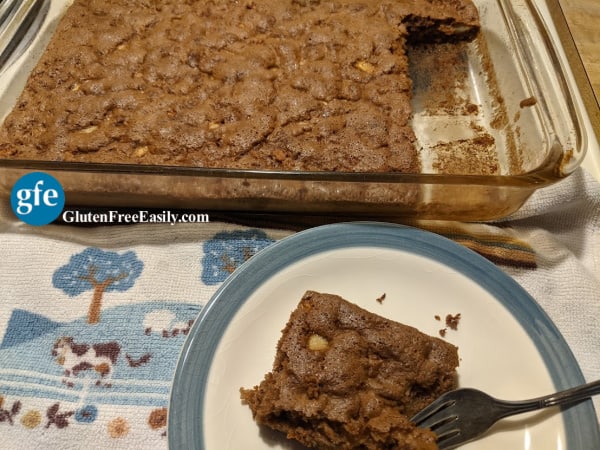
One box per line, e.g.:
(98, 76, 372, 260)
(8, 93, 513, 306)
(240, 290, 459, 450)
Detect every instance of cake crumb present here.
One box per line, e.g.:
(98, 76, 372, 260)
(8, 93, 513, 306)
(437, 313, 461, 337)
(445, 313, 461, 330)
(519, 96, 537, 108)
(376, 293, 386, 304)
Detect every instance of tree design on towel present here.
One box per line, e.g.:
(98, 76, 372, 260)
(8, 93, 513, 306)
(202, 229, 274, 285)
(52, 248, 144, 324)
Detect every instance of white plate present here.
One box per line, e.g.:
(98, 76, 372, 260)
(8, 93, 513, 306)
(168, 222, 599, 449)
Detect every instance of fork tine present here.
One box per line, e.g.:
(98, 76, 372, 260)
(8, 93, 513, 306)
(422, 414, 459, 434)
(435, 431, 466, 450)
(410, 392, 456, 428)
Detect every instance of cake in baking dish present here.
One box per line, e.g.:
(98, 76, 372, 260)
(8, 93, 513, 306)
(240, 290, 459, 449)
(0, 0, 479, 173)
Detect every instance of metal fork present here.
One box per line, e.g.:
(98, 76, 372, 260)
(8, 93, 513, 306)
(411, 379, 600, 449)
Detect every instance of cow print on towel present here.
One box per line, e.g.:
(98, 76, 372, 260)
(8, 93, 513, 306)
(52, 337, 151, 387)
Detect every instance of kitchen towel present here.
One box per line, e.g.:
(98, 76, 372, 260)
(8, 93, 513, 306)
(0, 167, 598, 449)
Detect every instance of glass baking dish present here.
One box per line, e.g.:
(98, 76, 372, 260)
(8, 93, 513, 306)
(0, 0, 587, 221)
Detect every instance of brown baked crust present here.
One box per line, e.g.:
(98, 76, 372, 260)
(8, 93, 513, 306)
(0, 0, 479, 173)
(240, 291, 459, 450)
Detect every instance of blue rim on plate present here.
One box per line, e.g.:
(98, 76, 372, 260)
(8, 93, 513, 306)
(167, 222, 599, 449)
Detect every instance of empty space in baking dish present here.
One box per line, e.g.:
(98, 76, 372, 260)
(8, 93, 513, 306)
(410, 0, 578, 178)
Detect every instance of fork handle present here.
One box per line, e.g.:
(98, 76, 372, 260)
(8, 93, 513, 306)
(501, 379, 600, 417)
(540, 379, 600, 407)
